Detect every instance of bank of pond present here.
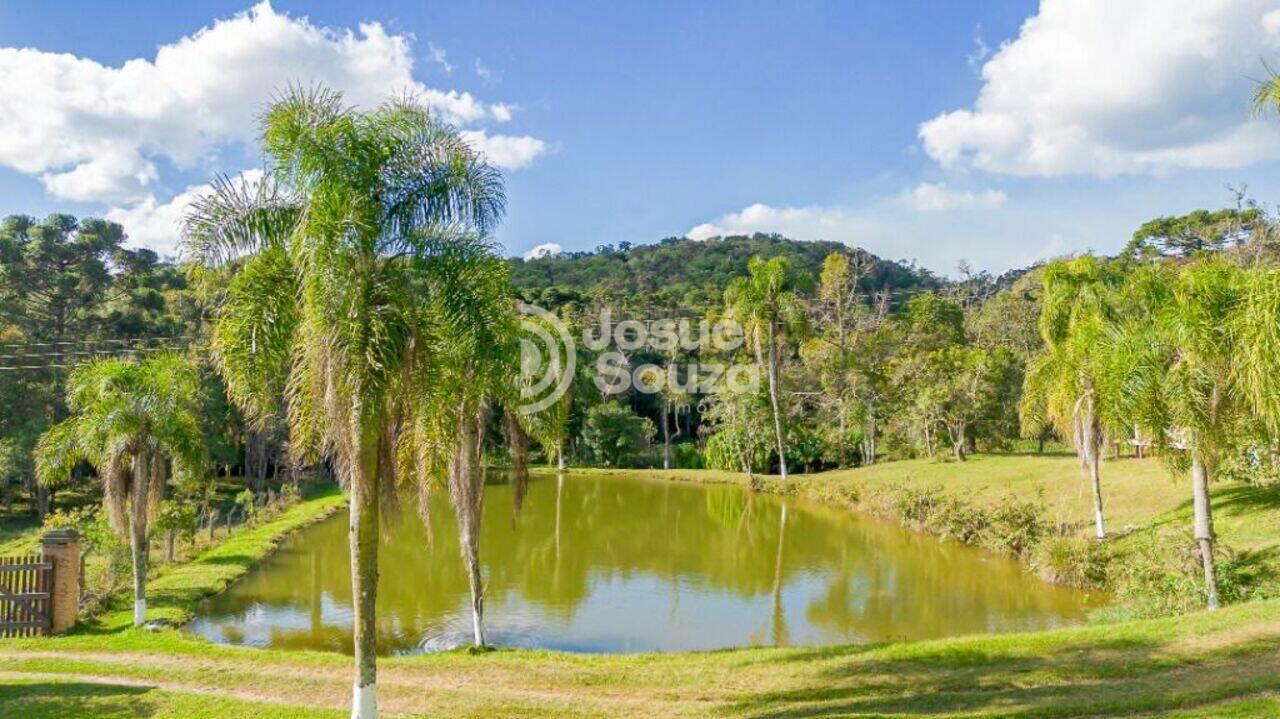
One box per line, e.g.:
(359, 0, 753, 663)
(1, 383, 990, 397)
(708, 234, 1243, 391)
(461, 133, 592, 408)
(186, 473, 1101, 655)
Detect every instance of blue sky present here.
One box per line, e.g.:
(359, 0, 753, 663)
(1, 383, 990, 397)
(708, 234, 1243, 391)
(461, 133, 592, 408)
(3, 1, 1280, 274)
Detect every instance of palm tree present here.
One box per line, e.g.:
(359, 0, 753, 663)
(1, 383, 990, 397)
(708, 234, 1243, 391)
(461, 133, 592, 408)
(1021, 256, 1121, 540)
(182, 88, 504, 719)
(35, 355, 204, 627)
(397, 242, 524, 650)
(1106, 258, 1280, 610)
(725, 257, 806, 479)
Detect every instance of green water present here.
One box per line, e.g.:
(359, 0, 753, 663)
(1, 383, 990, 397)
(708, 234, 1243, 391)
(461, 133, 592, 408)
(188, 474, 1101, 654)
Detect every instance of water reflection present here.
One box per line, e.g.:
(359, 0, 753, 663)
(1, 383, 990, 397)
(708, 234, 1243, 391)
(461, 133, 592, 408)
(187, 474, 1102, 654)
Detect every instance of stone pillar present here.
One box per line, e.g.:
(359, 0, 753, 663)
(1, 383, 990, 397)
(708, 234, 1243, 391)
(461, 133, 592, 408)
(41, 529, 80, 634)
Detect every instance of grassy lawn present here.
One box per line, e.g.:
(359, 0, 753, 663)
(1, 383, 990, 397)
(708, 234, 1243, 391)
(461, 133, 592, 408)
(3, 455, 1280, 717)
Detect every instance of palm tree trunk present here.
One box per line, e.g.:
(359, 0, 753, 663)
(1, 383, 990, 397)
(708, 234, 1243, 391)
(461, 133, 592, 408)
(1088, 438, 1106, 541)
(1082, 404, 1106, 541)
(129, 451, 150, 627)
(349, 433, 381, 719)
(451, 413, 486, 648)
(765, 324, 787, 479)
(1191, 449, 1220, 610)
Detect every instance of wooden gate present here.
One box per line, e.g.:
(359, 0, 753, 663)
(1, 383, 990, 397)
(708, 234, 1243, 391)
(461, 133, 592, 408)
(0, 554, 52, 637)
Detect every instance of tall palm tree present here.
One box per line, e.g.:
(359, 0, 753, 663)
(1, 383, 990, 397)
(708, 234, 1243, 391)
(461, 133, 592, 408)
(725, 256, 806, 479)
(182, 88, 504, 719)
(35, 355, 204, 627)
(1021, 256, 1121, 540)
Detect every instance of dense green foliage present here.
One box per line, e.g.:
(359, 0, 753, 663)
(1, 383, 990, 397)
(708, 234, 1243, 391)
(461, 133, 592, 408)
(508, 233, 941, 313)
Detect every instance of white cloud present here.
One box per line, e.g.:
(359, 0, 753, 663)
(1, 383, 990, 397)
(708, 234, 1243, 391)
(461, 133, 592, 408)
(426, 42, 453, 73)
(904, 182, 1006, 212)
(522, 242, 563, 260)
(0, 1, 540, 204)
(475, 58, 494, 82)
(490, 103, 514, 123)
(460, 130, 547, 170)
(967, 25, 990, 71)
(686, 203, 879, 243)
(920, 0, 1280, 177)
(106, 170, 265, 258)
(684, 194, 1064, 274)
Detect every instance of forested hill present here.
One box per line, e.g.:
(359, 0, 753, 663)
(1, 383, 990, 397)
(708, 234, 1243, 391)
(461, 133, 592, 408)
(507, 233, 945, 313)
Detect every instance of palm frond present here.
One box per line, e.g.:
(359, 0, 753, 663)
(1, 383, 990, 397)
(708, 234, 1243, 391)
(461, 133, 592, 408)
(181, 172, 300, 265)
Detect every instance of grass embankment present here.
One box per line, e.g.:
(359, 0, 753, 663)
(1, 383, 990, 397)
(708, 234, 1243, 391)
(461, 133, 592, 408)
(82, 486, 345, 632)
(558, 455, 1280, 595)
(5, 456, 1280, 717)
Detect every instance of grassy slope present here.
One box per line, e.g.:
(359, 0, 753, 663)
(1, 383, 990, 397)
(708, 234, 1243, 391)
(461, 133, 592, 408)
(561, 454, 1280, 562)
(84, 486, 346, 632)
(4, 457, 1280, 717)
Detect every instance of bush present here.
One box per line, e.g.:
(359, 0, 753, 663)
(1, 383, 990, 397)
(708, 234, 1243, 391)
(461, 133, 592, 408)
(42, 506, 129, 609)
(930, 496, 989, 545)
(1033, 535, 1113, 588)
(672, 442, 704, 469)
(234, 489, 257, 525)
(893, 485, 945, 526)
(985, 493, 1047, 558)
(1100, 529, 1260, 620)
(583, 402, 656, 467)
(888, 485, 1047, 559)
(704, 430, 769, 473)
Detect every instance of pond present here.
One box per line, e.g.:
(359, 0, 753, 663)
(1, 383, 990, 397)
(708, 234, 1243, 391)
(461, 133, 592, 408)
(187, 474, 1102, 654)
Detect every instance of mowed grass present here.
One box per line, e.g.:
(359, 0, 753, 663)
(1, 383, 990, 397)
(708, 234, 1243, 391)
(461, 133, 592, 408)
(5, 455, 1280, 717)
(4, 597, 1280, 717)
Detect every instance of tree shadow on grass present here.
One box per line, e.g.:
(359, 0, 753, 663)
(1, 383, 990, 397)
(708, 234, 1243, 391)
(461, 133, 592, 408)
(0, 681, 154, 719)
(1136, 484, 1280, 537)
(722, 630, 1280, 718)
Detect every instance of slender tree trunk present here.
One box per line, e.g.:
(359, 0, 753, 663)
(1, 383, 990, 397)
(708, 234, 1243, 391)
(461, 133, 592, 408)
(165, 530, 176, 563)
(349, 432, 381, 719)
(450, 413, 486, 648)
(837, 403, 847, 469)
(557, 440, 566, 471)
(1191, 449, 1220, 610)
(765, 324, 787, 479)
(1081, 402, 1106, 541)
(129, 451, 149, 627)
(662, 399, 671, 470)
(1088, 437, 1106, 541)
(864, 403, 877, 466)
